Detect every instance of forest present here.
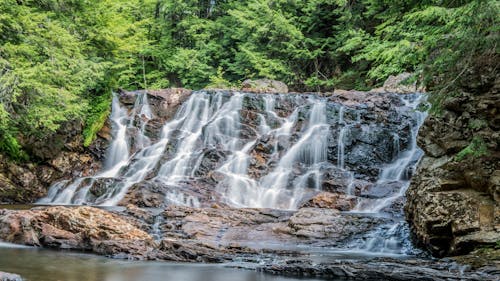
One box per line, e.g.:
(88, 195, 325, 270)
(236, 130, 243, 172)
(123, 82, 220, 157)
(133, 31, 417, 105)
(0, 0, 498, 159)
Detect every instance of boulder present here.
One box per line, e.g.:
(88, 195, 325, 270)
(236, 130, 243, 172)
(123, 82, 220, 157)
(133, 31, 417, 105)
(241, 79, 288, 93)
(380, 72, 424, 94)
(0, 206, 154, 259)
(300, 192, 357, 211)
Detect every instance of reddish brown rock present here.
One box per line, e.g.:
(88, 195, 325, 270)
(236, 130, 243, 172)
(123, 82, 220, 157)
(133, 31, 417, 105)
(300, 192, 357, 211)
(0, 206, 153, 259)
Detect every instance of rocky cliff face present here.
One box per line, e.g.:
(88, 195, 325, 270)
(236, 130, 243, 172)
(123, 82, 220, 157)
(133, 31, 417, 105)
(0, 120, 102, 203)
(405, 74, 499, 257)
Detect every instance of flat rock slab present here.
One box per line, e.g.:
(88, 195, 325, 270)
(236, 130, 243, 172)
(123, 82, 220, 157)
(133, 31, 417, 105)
(257, 257, 497, 281)
(155, 206, 389, 249)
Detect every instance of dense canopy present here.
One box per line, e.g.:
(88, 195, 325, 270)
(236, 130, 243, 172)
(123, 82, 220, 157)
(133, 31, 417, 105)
(0, 0, 498, 159)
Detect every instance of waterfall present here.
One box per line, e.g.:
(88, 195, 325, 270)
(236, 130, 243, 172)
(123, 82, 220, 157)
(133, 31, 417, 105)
(39, 90, 427, 221)
(348, 94, 428, 255)
(38, 91, 158, 205)
(337, 106, 346, 169)
(256, 100, 329, 209)
(104, 94, 130, 171)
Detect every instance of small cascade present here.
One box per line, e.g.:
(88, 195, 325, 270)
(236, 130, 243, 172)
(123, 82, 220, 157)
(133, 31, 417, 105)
(344, 94, 427, 256)
(350, 221, 419, 255)
(165, 190, 200, 207)
(256, 100, 329, 209)
(353, 95, 427, 213)
(337, 106, 346, 169)
(151, 215, 164, 241)
(104, 93, 131, 173)
(39, 92, 157, 205)
(133, 93, 153, 149)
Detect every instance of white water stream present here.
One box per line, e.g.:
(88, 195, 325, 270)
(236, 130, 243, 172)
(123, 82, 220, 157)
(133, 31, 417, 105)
(40, 91, 426, 210)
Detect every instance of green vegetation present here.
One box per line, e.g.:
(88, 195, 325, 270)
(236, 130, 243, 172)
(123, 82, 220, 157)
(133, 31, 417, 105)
(468, 119, 488, 130)
(455, 137, 488, 161)
(0, 0, 498, 159)
(83, 93, 112, 147)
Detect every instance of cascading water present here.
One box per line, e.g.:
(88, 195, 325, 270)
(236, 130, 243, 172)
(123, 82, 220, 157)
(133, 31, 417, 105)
(39, 92, 154, 205)
(39, 89, 428, 256)
(347, 94, 428, 255)
(256, 100, 329, 209)
(353, 94, 427, 213)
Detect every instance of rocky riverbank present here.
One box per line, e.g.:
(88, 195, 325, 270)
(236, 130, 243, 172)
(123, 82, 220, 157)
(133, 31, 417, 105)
(0, 205, 497, 280)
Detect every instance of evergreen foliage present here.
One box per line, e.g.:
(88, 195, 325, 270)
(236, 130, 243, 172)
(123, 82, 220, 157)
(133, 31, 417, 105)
(0, 0, 498, 159)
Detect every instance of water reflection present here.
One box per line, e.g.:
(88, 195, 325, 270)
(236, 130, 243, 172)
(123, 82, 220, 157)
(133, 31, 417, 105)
(0, 245, 324, 281)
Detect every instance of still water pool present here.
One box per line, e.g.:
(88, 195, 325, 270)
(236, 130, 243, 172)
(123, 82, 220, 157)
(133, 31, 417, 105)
(0, 243, 326, 281)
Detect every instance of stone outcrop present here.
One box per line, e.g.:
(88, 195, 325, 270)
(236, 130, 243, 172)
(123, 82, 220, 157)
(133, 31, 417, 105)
(375, 72, 425, 94)
(241, 79, 289, 93)
(0, 119, 102, 203)
(0, 143, 100, 203)
(299, 192, 357, 211)
(405, 74, 499, 256)
(0, 206, 154, 259)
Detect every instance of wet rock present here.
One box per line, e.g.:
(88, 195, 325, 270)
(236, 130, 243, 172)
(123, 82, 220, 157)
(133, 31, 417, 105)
(119, 179, 219, 208)
(0, 272, 23, 281)
(145, 88, 191, 121)
(0, 206, 154, 259)
(88, 178, 118, 199)
(117, 88, 192, 142)
(326, 89, 405, 108)
(282, 208, 385, 242)
(321, 167, 354, 193)
(193, 149, 228, 179)
(300, 192, 357, 211)
(359, 181, 401, 199)
(241, 79, 289, 93)
(139, 206, 388, 253)
(258, 257, 497, 281)
(120, 181, 166, 208)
